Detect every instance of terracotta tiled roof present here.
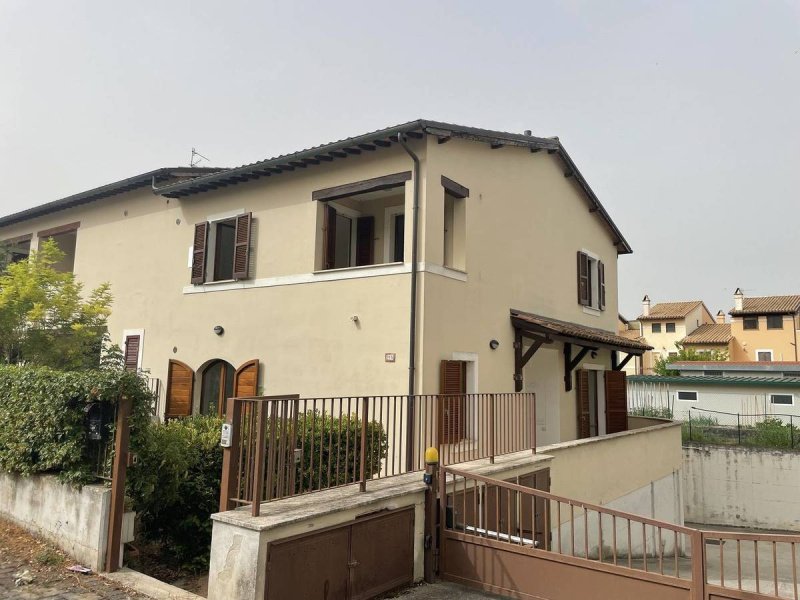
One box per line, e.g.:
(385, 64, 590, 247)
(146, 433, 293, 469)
(671, 361, 800, 367)
(730, 295, 800, 316)
(680, 324, 732, 345)
(618, 329, 646, 343)
(511, 309, 652, 352)
(638, 301, 704, 321)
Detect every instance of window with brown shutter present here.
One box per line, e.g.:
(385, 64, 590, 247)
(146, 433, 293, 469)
(355, 216, 375, 266)
(598, 260, 606, 310)
(191, 223, 208, 284)
(123, 335, 140, 372)
(439, 360, 466, 444)
(323, 204, 337, 270)
(575, 369, 591, 439)
(604, 370, 628, 434)
(233, 212, 252, 280)
(577, 251, 590, 306)
(165, 360, 194, 419)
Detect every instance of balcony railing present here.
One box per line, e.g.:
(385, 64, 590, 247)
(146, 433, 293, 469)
(219, 392, 536, 516)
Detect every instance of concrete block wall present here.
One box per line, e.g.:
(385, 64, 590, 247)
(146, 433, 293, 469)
(0, 472, 111, 570)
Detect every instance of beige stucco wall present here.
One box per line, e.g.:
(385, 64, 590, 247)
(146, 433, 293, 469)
(0, 135, 629, 425)
(730, 314, 799, 361)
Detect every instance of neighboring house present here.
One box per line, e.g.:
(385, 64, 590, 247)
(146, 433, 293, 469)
(729, 288, 800, 362)
(0, 119, 650, 446)
(636, 296, 714, 373)
(617, 313, 644, 375)
(629, 361, 800, 421)
(679, 310, 732, 356)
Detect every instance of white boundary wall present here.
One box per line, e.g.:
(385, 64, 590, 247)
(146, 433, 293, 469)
(0, 472, 111, 570)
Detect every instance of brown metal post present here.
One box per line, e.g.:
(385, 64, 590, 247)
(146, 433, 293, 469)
(489, 394, 495, 464)
(424, 459, 439, 583)
(219, 397, 242, 512)
(359, 398, 369, 492)
(531, 393, 537, 454)
(105, 395, 132, 573)
(691, 529, 706, 600)
(250, 402, 268, 517)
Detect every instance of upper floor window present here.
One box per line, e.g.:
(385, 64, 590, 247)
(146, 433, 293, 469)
(314, 172, 411, 271)
(767, 315, 784, 329)
(38, 222, 80, 273)
(576, 251, 605, 311)
(665, 322, 676, 333)
(0, 234, 31, 269)
(442, 176, 468, 271)
(743, 317, 759, 330)
(191, 213, 252, 284)
(651, 323, 662, 333)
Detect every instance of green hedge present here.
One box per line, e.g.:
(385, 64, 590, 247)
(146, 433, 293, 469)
(0, 365, 154, 485)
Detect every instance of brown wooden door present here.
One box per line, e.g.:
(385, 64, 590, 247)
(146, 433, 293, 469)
(576, 369, 592, 439)
(165, 360, 194, 419)
(234, 359, 259, 398)
(350, 509, 414, 600)
(439, 360, 466, 444)
(604, 370, 628, 434)
(517, 469, 551, 549)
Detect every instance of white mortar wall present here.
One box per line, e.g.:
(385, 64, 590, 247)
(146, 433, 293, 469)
(0, 473, 111, 570)
(683, 445, 800, 531)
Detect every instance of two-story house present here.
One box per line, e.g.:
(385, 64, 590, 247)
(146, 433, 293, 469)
(636, 296, 714, 373)
(729, 288, 800, 362)
(0, 119, 649, 446)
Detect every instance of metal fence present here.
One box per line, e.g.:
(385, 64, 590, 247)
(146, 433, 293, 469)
(685, 407, 800, 449)
(220, 392, 536, 516)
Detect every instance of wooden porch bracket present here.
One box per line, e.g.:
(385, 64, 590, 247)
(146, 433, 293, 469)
(563, 343, 595, 392)
(513, 329, 550, 392)
(611, 351, 634, 372)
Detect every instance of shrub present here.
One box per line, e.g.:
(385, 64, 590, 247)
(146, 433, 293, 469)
(127, 415, 223, 571)
(629, 406, 674, 420)
(0, 365, 154, 485)
(748, 418, 800, 449)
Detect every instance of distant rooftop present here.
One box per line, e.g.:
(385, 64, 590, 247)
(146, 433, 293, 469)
(638, 301, 705, 321)
(630, 374, 800, 388)
(730, 295, 800, 316)
(680, 324, 732, 345)
(669, 361, 800, 373)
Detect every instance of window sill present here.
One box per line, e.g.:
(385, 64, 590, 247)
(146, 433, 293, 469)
(312, 261, 403, 275)
(582, 306, 603, 316)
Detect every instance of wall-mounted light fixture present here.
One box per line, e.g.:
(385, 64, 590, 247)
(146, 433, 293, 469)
(489, 339, 500, 350)
(590, 350, 597, 359)
(213, 325, 224, 336)
(351, 315, 360, 324)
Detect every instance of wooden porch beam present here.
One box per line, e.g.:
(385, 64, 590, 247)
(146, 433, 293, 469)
(514, 330, 551, 392)
(563, 343, 594, 392)
(614, 353, 634, 371)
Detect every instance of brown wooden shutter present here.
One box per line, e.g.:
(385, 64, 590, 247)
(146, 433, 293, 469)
(576, 369, 591, 439)
(323, 204, 336, 270)
(123, 335, 140, 371)
(355, 216, 375, 266)
(234, 359, 259, 398)
(439, 360, 466, 444)
(232, 212, 252, 280)
(191, 222, 209, 284)
(577, 251, 590, 306)
(598, 260, 606, 311)
(165, 359, 194, 418)
(604, 370, 628, 434)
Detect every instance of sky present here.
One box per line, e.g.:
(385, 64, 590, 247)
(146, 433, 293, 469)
(0, 1, 798, 318)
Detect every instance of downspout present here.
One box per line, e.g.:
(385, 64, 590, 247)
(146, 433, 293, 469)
(397, 133, 420, 471)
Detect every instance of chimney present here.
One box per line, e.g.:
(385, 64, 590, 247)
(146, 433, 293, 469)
(716, 310, 725, 325)
(642, 295, 651, 317)
(523, 130, 532, 136)
(734, 288, 744, 312)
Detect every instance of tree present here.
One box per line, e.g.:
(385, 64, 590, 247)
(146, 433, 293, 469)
(0, 239, 113, 370)
(653, 343, 728, 376)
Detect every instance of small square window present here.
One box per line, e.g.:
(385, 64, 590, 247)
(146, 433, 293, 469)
(770, 394, 793, 406)
(665, 323, 676, 333)
(757, 350, 773, 362)
(651, 323, 662, 333)
(767, 315, 783, 329)
(743, 317, 759, 330)
(677, 391, 698, 401)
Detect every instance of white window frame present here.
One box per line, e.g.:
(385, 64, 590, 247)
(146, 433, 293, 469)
(756, 349, 774, 362)
(677, 390, 698, 402)
(579, 248, 603, 315)
(383, 204, 405, 264)
(770, 393, 794, 407)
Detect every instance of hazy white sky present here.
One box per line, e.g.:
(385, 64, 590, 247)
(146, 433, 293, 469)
(1, 1, 798, 318)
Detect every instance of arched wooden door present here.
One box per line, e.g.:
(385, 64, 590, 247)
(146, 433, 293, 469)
(165, 359, 194, 419)
(233, 359, 260, 399)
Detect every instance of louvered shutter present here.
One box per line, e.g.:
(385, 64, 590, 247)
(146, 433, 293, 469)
(232, 212, 252, 280)
(191, 223, 209, 284)
(576, 369, 591, 439)
(439, 360, 466, 445)
(123, 335, 140, 372)
(165, 360, 194, 419)
(323, 204, 337, 270)
(234, 359, 259, 398)
(355, 216, 375, 266)
(598, 260, 606, 311)
(604, 370, 628, 434)
(577, 251, 590, 306)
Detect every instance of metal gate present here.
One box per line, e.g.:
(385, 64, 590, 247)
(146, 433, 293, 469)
(265, 507, 414, 600)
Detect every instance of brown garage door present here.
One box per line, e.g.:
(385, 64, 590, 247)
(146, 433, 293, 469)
(265, 507, 415, 600)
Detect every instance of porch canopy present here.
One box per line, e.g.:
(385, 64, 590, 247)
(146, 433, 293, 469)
(510, 309, 652, 392)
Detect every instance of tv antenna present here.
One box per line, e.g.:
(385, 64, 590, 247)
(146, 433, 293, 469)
(191, 148, 210, 167)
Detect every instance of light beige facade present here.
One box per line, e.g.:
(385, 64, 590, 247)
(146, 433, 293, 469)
(636, 298, 714, 373)
(0, 121, 645, 444)
(730, 313, 800, 362)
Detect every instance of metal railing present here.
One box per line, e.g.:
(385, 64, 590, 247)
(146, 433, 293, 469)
(685, 408, 800, 450)
(220, 392, 536, 516)
(145, 376, 162, 418)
